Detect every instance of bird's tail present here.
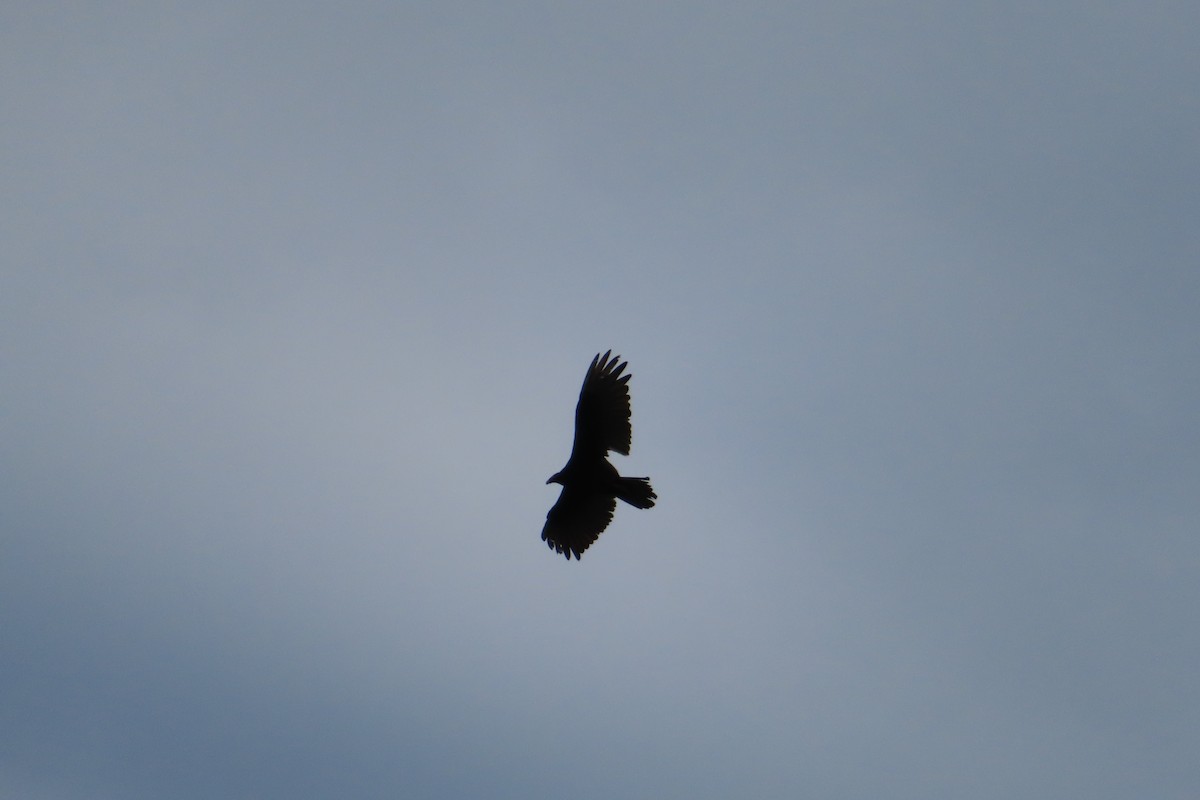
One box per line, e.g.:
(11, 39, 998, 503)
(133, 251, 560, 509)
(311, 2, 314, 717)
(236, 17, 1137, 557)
(615, 477, 657, 509)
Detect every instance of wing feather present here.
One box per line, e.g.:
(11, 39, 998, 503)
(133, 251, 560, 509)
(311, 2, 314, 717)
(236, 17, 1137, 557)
(541, 485, 617, 560)
(571, 350, 634, 459)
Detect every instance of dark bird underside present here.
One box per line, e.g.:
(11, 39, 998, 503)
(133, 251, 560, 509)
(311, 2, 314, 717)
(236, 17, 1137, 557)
(542, 351, 656, 560)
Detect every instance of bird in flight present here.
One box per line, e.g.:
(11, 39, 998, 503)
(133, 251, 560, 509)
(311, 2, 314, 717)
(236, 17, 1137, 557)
(542, 350, 656, 560)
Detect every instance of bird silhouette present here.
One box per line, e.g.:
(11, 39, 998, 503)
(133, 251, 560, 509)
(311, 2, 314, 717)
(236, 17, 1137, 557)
(542, 351, 656, 560)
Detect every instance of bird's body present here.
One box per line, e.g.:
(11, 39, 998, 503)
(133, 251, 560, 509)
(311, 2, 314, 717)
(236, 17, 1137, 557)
(542, 351, 656, 560)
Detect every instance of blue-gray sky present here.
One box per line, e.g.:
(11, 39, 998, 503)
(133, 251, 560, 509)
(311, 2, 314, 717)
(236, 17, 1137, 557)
(3, 3, 1198, 798)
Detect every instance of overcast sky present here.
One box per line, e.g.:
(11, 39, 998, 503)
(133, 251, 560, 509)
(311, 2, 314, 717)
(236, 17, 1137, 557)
(3, 3, 1198, 798)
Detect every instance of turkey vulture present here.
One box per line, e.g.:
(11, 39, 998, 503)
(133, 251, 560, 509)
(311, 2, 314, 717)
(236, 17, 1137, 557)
(542, 350, 656, 560)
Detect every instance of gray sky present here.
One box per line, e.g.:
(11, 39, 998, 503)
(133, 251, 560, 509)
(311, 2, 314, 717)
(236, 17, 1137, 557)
(3, 2, 1198, 798)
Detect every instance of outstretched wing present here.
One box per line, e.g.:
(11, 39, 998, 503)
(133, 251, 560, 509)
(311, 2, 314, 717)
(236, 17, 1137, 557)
(541, 484, 617, 560)
(571, 350, 634, 460)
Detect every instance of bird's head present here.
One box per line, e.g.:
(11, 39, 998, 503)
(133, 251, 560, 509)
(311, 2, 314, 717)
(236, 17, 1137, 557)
(546, 471, 564, 485)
